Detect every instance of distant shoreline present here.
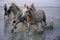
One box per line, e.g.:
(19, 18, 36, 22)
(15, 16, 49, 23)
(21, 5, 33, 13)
(0, 6, 60, 8)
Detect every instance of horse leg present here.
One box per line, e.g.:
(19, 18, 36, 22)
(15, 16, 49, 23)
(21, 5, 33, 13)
(11, 20, 18, 33)
(43, 12, 47, 26)
(14, 20, 21, 29)
(11, 25, 17, 33)
(4, 11, 8, 15)
(4, 11, 8, 18)
(14, 17, 25, 29)
(26, 16, 31, 35)
(12, 13, 16, 26)
(43, 19, 47, 26)
(39, 21, 44, 28)
(27, 23, 31, 35)
(11, 22, 18, 33)
(11, 22, 17, 33)
(11, 28, 15, 33)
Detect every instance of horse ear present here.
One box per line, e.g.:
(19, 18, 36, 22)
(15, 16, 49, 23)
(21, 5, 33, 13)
(24, 4, 26, 7)
(30, 3, 36, 11)
(27, 6, 29, 9)
(30, 3, 34, 7)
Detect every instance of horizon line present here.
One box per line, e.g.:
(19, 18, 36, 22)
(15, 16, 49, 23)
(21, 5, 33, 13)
(0, 6, 60, 8)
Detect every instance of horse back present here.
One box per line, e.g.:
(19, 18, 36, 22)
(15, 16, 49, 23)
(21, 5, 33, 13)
(31, 9, 46, 22)
(27, 16, 37, 24)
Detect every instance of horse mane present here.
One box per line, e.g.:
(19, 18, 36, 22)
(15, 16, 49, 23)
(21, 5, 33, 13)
(12, 3, 20, 11)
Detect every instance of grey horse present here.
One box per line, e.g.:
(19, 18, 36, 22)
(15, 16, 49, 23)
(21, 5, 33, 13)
(7, 3, 25, 33)
(22, 4, 46, 35)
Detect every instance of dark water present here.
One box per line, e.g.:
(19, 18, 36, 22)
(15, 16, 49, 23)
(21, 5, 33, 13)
(0, 7, 60, 40)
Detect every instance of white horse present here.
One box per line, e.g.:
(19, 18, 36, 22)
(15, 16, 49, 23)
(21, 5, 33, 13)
(7, 3, 24, 33)
(22, 4, 46, 34)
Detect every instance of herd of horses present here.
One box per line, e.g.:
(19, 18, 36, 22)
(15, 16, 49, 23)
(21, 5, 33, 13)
(4, 3, 46, 34)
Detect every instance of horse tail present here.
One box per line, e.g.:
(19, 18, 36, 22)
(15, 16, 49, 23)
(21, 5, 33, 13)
(42, 11, 46, 26)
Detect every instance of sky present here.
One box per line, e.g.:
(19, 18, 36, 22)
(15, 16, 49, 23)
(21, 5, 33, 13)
(0, 0, 60, 7)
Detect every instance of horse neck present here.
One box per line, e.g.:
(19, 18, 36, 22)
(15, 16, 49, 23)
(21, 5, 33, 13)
(12, 6, 18, 14)
(12, 7, 22, 16)
(12, 8, 17, 14)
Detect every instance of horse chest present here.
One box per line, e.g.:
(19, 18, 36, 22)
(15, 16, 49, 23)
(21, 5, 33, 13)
(27, 16, 37, 24)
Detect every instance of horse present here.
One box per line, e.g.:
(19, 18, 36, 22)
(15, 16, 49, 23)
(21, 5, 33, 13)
(4, 4, 8, 18)
(7, 3, 24, 33)
(22, 4, 46, 35)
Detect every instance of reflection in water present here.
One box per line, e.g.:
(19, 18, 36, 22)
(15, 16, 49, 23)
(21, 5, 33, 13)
(4, 17, 11, 35)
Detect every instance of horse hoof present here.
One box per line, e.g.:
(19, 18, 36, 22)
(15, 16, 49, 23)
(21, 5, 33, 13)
(14, 26, 17, 29)
(11, 29, 14, 33)
(4, 14, 8, 15)
(13, 21, 16, 23)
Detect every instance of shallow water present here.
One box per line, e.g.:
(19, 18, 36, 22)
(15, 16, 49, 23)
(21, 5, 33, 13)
(0, 7, 60, 40)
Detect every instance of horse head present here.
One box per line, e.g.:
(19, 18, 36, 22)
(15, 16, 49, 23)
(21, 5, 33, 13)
(22, 4, 35, 19)
(7, 6, 13, 15)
